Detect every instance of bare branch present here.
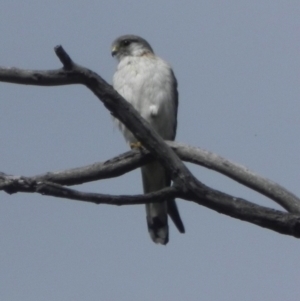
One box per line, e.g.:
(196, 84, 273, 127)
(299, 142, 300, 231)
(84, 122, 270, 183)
(7, 141, 296, 214)
(1, 172, 300, 238)
(0, 66, 79, 86)
(2, 46, 198, 192)
(169, 142, 300, 213)
(31, 149, 151, 186)
(37, 182, 178, 206)
(55, 45, 74, 69)
(1, 46, 300, 240)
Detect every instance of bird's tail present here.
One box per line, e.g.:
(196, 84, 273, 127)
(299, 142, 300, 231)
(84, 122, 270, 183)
(145, 202, 169, 244)
(142, 161, 184, 244)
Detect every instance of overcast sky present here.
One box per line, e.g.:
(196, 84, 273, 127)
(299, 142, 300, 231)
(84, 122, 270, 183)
(1, 1, 300, 300)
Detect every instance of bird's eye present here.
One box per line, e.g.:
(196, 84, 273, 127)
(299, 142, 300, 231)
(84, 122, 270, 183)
(122, 40, 131, 46)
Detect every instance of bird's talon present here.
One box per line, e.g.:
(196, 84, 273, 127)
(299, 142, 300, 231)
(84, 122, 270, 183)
(130, 141, 143, 149)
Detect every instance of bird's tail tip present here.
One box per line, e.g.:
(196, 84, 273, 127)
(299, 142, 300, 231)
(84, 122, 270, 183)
(147, 215, 169, 245)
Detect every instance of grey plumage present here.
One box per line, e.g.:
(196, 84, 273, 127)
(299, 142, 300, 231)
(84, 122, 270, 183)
(111, 35, 184, 244)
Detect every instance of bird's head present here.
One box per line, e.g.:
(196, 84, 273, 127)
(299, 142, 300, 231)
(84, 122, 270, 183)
(111, 35, 154, 61)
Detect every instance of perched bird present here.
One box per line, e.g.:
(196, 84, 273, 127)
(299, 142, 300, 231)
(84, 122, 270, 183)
(111, 35, 184, 244)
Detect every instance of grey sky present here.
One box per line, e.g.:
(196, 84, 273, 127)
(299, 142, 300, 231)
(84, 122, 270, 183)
(1, 1, 300, 300)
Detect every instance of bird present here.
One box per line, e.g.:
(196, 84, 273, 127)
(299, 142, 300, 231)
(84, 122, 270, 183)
(111, 35, 185, 244)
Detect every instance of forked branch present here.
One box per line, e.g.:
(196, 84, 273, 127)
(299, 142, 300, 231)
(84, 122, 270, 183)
(1, 46, 300, 238)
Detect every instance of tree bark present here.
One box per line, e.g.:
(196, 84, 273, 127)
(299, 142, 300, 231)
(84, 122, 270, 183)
(1, 46, 300, 238)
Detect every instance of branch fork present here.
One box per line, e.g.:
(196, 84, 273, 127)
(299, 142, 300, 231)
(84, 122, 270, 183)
(1, 46, 300, 238)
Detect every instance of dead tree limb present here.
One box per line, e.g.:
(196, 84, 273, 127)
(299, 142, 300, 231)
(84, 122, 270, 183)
(1, 45, 300, 238)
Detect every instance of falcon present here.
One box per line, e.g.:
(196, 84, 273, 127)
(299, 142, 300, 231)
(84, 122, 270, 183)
(111, 35, 185, 244)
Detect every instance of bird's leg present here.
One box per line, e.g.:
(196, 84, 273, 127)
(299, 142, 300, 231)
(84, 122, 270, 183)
(130, 141, 143, 149)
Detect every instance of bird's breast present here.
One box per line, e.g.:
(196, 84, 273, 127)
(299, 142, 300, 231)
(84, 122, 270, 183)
(113, 56, 176, 142)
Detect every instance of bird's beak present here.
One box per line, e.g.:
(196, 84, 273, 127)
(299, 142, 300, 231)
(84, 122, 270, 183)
(111, 45, 118, 57)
